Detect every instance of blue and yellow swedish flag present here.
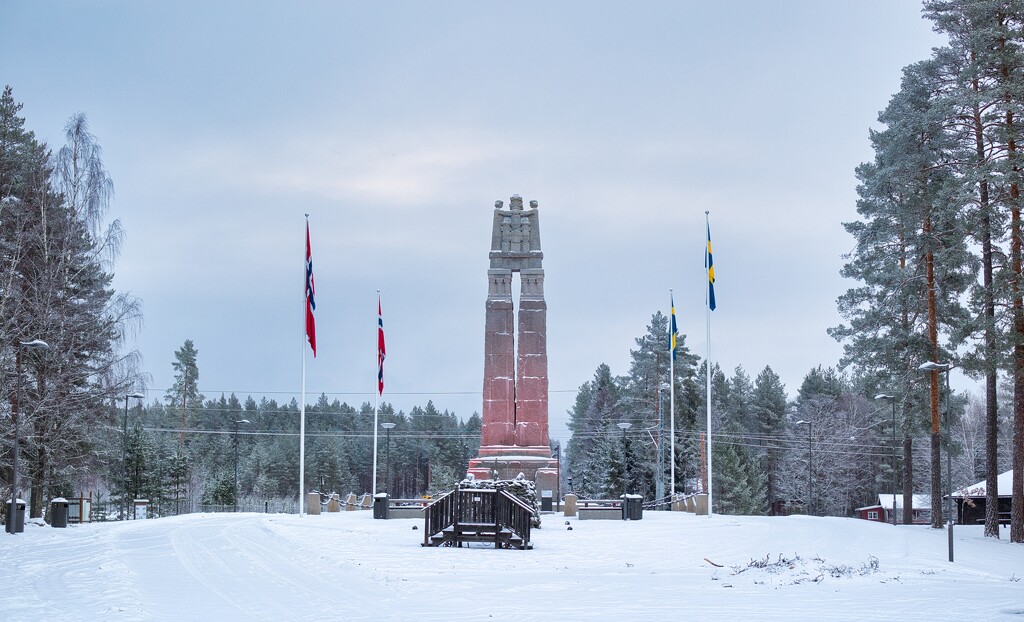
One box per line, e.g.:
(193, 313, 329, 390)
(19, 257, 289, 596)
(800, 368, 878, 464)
(706, 221, 716, 311)
(670, 293, 678, 359)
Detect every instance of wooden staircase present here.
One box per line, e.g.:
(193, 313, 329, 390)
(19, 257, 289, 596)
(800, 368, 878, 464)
(422, 487, 534, 549)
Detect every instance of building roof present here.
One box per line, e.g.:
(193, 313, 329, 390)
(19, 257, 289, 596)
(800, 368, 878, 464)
(951, 470, 1019, 498)
(875, 494, 930, 511)
(854, 504, 883, 512)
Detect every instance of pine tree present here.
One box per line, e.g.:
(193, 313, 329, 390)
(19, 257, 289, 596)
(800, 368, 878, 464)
(566, 364, 621, 498)
(834, 58, 975, 528)
(713, 367, 767, 515)
(923, 0, 1013, 539)
(2, 95, 142, 517)
(752, 366, 788, 514)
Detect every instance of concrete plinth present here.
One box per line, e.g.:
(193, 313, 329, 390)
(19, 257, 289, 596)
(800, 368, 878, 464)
(306, 492, 321, 515)
(694, 493, 708, 516)
(563, 493, 577, 517)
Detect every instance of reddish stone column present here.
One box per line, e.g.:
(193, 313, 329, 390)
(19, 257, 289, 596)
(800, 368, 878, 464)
(515, 268, 548, 448)
(481, 269, 515, 447)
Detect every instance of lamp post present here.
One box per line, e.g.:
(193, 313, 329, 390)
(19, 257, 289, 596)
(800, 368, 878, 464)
(617, 422, 632, 497)
(796, 420, 811, 516)
(381, 422, 396, 494)
(918, 361, 954, 562)
(875, 394, 898, 525)
(7, 339, 49, 535)
(233, 419, 250, 512)
(122, 392, 146, 520)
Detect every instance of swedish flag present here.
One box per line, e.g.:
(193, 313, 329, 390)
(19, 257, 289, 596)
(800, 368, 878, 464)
(670, 293, 679, 359)
(706, 222, 716, 311)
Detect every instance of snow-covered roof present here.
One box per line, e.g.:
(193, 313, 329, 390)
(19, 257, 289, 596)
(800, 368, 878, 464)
(854, 504, 882, 512)
(876, 494, 930, 511)
(951, 469, 1019, 498)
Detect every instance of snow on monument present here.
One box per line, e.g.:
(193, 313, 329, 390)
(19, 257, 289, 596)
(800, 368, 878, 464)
(467, 195, 557, 493)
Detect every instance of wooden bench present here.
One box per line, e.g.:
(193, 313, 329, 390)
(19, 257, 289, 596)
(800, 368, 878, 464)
(975, 512, 1012, 525)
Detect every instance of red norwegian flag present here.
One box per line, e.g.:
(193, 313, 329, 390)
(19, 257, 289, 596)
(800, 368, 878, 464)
(305, 221, 316, 357)
(377, 294, 386, 395)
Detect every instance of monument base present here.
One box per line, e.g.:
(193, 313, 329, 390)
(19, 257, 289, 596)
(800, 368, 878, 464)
(467, 449, 558, 494)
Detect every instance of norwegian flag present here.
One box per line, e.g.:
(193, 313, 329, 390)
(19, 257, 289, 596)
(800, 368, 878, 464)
(377, 294, 386, 395)
(305, 221, 316, 357)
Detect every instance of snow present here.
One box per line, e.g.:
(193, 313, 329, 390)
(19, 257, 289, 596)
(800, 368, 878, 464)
(953, 469, 1017, 498)
(4, 511, 1024, 620)
(873, 494, 931, 511)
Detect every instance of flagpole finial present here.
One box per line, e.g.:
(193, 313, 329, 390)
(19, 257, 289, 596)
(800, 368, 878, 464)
(305, 213, 309, 219)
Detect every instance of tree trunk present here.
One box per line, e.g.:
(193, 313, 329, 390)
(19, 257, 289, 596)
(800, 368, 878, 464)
(999, 21, 1024, 544)
(31, 443, 49, 519)
(1012, 191, 1024, 543)
(903, 435, 914, 525)
(924, 213, 943, 530)
(973, 68, 1001, 538)
(1010, 127, 1024, 544)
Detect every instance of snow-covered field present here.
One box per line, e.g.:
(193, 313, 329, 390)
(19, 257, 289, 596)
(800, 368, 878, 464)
(3, 510, 1023, 621)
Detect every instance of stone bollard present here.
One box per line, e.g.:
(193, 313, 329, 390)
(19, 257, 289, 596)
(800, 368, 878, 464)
(327, 494, 341, 513)
(359, 493, 372, 510)
(345, 493, 357, 511)
(563, 493, 577, 517)
(307, 492, 321, 515)
(672, 494, 685, 512)
(694, 493, 709, 516)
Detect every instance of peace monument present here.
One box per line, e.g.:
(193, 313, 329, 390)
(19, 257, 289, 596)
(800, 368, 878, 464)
(467, 195, 558, 494)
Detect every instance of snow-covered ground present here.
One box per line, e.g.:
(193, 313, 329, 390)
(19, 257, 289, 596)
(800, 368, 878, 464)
(4, 510, 1023, 621)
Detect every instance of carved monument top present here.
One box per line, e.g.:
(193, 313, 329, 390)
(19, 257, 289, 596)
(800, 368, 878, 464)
(489, 195, 542, 269)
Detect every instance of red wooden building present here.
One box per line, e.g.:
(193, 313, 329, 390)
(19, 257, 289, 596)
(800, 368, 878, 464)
(855, 494, 930, 524)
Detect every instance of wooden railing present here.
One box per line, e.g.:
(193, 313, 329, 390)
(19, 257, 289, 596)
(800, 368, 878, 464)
(422, 486, 534, 549)
(494, 490, 533, 548)
(422, 489, 456, 546)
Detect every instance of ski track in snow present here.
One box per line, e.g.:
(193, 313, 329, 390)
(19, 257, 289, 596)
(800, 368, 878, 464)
(5, 511, 1024, 621)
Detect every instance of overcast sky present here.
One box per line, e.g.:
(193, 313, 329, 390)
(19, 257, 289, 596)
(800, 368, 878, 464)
(3, 2, 948, 443)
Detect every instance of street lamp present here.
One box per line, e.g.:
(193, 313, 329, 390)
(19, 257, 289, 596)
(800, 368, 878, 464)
(616, 422, 632, 497)
(795, 420, 812, 516)
(122, 392, 145, 520)
(875, 394, 898, 526)
(7, 339, 49, 535)
(918, 361, 954, 562)
(233, 419, 250, 512)
(381, 422, 396, 494)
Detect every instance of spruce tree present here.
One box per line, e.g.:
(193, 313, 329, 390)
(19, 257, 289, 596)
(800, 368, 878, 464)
(566, 364, 621, 498)
(752, 366, 788, 514)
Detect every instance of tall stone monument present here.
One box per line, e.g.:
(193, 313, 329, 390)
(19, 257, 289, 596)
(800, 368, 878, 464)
(467, 195, 557, 492)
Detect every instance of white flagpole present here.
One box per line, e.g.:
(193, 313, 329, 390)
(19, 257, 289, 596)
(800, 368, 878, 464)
(299, 215, 308, 517)
(372, 290, 380, 496)
(300, 349, 306, 516)
(670, 289, 676, 499)
(705, 210, 713, 517)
